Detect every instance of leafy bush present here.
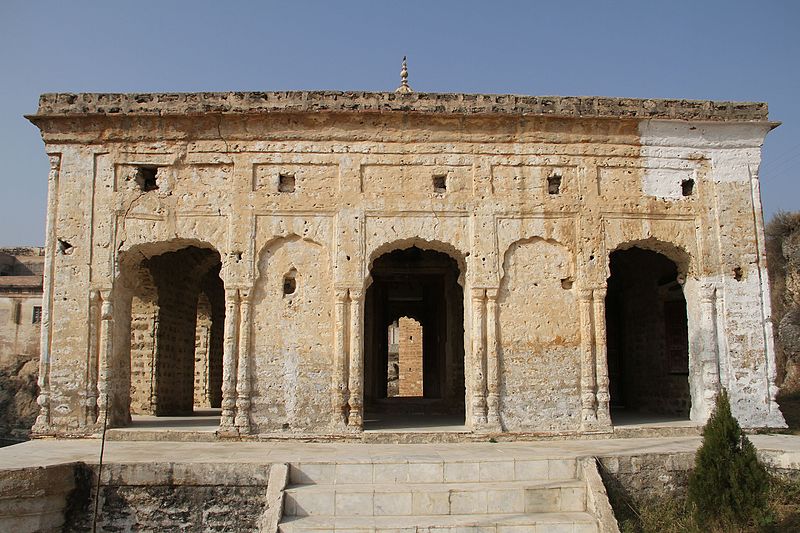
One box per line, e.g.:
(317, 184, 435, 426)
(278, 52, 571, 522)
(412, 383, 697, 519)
(688, 389, 769, 529)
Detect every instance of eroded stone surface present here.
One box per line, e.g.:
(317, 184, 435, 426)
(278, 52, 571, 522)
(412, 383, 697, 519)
(25, 90, 786, 437)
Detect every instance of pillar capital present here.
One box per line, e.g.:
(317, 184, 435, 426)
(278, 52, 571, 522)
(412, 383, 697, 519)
(485, 287, 499, 301)
(593, 287, 607, 300)
(699, 282, 717, 303)
(470, 287, 486, 300)
(239, 288, 253, 303)
(47, 153, 61, 171)
(334, 287, 349, 302)
(224, 288, 241, 303)
(349, 287, 364, 302)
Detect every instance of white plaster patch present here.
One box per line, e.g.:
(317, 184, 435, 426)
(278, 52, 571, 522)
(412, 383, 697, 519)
(641, 168, 695, 200)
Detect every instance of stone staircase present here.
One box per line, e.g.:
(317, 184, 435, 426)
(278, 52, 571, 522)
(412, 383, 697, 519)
(278, 455, 600, 532)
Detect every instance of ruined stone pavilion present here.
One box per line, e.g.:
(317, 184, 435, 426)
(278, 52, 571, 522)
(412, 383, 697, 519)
(25, 88, 787, 439)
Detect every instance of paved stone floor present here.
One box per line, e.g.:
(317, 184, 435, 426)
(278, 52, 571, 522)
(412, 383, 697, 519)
(2, 434, 799, 470)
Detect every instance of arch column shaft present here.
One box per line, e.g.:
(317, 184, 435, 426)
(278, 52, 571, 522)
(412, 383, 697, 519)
(235, 290, 253, 433)
(220, 288, 240, 430)
(333, 289, 349, 427)
(579, 289, 598, 428)
(348, 289, 364, 428)
(593, 288, 611, 427)
(95, 290, 114, 429)
(485, 288, 501, 430)
(471, 288, 487, 427)
(698, 283, 721, 421)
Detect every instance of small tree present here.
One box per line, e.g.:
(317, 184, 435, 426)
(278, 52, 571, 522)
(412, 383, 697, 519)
(688, 389, 769, 529)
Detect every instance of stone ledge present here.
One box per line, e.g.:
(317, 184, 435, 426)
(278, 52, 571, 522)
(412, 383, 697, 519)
(32, 91, 768, 122)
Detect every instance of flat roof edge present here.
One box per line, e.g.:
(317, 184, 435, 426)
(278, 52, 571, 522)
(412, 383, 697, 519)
(31, 91, 770, 122)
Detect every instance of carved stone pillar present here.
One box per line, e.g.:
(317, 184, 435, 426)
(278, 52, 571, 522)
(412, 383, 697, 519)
(698, 283, 721, 421)
(85, 290, 102, 427)
(95, 290, 114, 429)
(578, 289, 597, 429)
(235, 289, 253, 434)
(332, 288, 349, 428)
(485, 288, 501, 430)
(219, 288, 240, 431)
(348, 288, 364, 429)
(32, 153, 60, 434)
(471, 288, 487, 428)
(592, 288, 612, 428)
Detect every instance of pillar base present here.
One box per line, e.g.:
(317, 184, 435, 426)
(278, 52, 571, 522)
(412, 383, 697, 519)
(216, 427, 241, 438)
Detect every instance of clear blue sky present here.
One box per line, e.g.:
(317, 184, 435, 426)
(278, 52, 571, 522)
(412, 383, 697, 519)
(1, 1, 798, 246)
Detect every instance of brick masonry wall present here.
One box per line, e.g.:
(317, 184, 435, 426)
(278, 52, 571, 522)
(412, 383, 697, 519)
(397, 317, 424, 397)
(129, 264, 158, 415)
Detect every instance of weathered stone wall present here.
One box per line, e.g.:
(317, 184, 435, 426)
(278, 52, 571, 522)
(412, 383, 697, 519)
(26, 91, 786, 435)
(128, 265, 157, 415)
(0, 463, 76, 532)
(63, 462, 272, 532)
(499, 238, 581, 431)
(251, 236, 334, 432)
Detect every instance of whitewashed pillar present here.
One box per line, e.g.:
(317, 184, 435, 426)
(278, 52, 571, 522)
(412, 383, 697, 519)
(219, 288, 239, 431)
(235, 289, 253, 434)
(592, 288, 612, 428)
(578, 288, 598, 428)
(699, 283, 721, 420)
(471, 288, 487, 427)
(332, 288, 349, 428)
(348, 288, 364, 429)
(485, 288, 501, 430)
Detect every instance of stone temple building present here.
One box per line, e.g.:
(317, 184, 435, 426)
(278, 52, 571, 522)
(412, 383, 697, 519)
(25, 88, 787, 439)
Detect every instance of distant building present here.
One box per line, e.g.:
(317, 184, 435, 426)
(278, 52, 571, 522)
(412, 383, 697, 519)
(0, 247, 43, 441)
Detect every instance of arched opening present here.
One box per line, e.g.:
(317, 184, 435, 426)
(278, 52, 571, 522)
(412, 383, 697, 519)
(606, 247, 691, 423)
(364, 247, 465, 429)
(118, 243, 225, 428)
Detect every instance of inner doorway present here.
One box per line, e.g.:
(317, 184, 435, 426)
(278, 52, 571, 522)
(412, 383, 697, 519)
(605, 247, 691, 424)
(122, 244, 225, 430)
(363, 247, 465, 429)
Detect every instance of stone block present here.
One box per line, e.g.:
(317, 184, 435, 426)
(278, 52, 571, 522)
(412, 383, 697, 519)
(524, 487, 560, 513)
(444, 461, 480, 482)
(479, 461, 515, 482)
(411, 490, 450, 515)
(335, 491, 373, 516)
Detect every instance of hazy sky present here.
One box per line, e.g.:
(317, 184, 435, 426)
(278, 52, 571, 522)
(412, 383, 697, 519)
(1, 1, 798, 246)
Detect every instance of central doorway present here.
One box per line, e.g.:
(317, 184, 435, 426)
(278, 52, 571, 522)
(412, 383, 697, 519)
(363, 247, 465, 430)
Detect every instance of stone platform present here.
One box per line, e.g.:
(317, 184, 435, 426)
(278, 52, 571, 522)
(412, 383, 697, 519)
(4, 434, 800, 469)
(2, 435, 799, 532)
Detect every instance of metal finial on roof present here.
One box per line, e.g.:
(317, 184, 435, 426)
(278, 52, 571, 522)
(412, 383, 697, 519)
(395, 56, 413, 94)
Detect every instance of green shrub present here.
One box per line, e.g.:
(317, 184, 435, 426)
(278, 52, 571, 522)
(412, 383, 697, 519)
(688, 389, 769, 529)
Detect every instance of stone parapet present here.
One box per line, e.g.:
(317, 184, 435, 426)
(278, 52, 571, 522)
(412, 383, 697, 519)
(32, 91, 769, 122)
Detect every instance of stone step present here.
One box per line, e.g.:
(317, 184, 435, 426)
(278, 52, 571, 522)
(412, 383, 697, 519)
(278, 511, 598, 532)
(284, 480, 586, 517)
(289, 458, 577, 485)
